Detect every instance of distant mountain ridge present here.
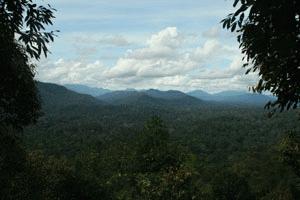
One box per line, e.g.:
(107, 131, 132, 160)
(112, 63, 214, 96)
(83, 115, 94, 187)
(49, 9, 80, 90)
(187, 90, 275, 105)
(186, 90, 213, 101)
(144, 89, 189, 100)
(37, 82, 104, 109)
(64, 84, 111, 97)
(97, 89, 202, 107)
(37, 82, 203, 109)
(39, 82, 275, 108)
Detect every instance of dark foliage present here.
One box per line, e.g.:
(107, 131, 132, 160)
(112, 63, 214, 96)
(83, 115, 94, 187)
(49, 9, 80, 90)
(0, 42, 41, 129)
(222, 0, 300, 111)
(0, 1, 56, 199)
(278, 131, 300, 177)
(0, 0, 56, 128)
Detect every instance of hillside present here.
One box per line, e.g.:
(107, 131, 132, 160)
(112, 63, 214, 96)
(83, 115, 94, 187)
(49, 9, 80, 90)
(37, 82, 103, 109)
(97, 89, 203, 107)
(215, 93, 275, 105)
(188, 90, 275, 105)
(38, 82, 276, 109)
(187, 90, 213, 101)
(64, 84, 111, 96)
(145, 89, 190, 100)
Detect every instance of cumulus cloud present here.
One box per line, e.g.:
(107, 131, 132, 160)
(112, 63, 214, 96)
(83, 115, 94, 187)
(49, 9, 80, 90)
(147, 27, 183, 48)
(37, 59, 108, 86)
(37, 27, 257, 92)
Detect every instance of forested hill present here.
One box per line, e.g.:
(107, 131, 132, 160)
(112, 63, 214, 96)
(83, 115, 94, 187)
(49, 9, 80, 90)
(37, 82, 204, 108)
(64, 84, 111, 96)
(37, 82, 104, 109)
(97, 89, 203, 107)
(36, 82, 277, 113)
(187, 90, 275, 105)
(64, 83, 275, 107)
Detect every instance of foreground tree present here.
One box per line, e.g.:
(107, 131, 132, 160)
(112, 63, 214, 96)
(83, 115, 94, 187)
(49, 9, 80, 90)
(0, 0, 57, 128)
(0, 125, 27, 198)
(0, 1, 56, 198)
(222, 0, 300, 111)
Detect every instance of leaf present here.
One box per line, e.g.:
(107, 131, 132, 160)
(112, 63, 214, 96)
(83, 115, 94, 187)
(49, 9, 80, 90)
(234, 4, 248, 17)
(233, 0, 239, 7)
(231, 22, 237, 32)
(238, 13, 245, 27)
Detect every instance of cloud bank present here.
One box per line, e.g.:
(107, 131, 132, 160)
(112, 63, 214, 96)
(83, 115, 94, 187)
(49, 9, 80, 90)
(37, 27, 258, 92)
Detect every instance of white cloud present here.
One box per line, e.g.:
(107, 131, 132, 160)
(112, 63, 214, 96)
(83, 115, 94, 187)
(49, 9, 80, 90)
(37, 27, 257, 92)
(192, 40, 222, 62)
(147, 27, 182, 48)
(37, 59, 108, 86)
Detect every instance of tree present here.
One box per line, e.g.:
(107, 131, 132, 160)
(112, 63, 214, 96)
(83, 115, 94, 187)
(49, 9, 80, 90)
(278, 131, 300, 177)
(132, 117, 198, 200)
(0, 0, 57, 128)
(0, 1, 56, 198)
(222, 0, 300, 112)
(210, 171, 253, 200)
(0, 125, 27, 199)
(135, 117, 173, 173)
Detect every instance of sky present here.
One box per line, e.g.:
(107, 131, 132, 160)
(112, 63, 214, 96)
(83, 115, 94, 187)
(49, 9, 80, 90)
(36, 0, 258, 92)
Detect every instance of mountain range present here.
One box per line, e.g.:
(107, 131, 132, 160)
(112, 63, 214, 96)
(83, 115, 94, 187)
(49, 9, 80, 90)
(97, 89, 202, 107)
(37, 82, 104, 109)
(64, 84, 111, 96)
(187, 90, 276, 105)
(63, 83, 275, 106)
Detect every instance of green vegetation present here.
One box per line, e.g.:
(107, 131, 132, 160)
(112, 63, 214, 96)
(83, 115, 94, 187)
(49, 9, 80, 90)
(19, 82, 300, 199)
(0, 1, 56, 198)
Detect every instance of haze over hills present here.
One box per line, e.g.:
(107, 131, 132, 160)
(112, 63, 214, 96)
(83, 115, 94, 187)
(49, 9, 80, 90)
(187, 90, 275, 105)
(186, 90, 213, 101)
(37, 82, 203, 109)
(144, 89, 191, 100)
(63, 83, 275, 106)
(97, 89, 203, 107)
(64, 84, 111, 97)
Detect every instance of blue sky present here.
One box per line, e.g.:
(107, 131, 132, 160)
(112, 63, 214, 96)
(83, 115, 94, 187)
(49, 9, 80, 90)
(37, 0, 258, 92)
